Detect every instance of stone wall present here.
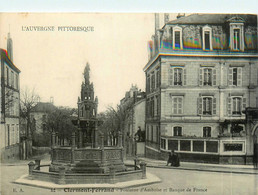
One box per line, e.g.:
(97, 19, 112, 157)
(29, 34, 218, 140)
(1, 143, 20, 162)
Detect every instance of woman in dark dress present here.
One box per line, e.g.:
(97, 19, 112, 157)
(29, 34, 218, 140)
(167, 150, 180, 167)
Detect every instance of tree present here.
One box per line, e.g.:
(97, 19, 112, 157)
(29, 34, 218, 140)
(20, 87, 39, 139)
(19, 87, 39, 158)
(46, 107, 78, 146)
(103, 99, 134, 148)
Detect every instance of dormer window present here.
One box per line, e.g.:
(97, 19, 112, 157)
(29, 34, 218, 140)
(228, 17, 245, 51)
(173, 26, 183, 50)
(233, 29, 240, 50)
(202, 26, 213, 51)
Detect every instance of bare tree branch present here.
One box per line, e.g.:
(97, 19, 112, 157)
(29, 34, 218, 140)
(20, 87, 39, 138)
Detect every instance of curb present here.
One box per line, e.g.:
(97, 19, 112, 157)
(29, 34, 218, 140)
(14, 173, 161, 189)
(145, 164, 258, 175)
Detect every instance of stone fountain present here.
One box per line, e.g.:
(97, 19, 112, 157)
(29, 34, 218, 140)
(15, 63, 160, 188)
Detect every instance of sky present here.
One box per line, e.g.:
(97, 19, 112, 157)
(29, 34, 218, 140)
(1, 1, 256, 112)
(0, 13, 159, 112)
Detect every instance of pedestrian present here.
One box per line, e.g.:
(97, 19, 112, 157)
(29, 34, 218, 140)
(135, 126, 142, 141)
(167, 150, 180, 167)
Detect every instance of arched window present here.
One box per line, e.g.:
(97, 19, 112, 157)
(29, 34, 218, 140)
(173, 26, 183, 50)
(202, 26, 213, 51)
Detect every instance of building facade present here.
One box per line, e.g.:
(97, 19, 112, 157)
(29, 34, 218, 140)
(120, 85, 146, 156)
(144, 14, 258, 164)
(30, 100, 56, 146)
(0, 33, 21, 162)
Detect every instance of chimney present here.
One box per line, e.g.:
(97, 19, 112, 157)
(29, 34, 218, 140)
(7, 32, 13, 62)
(164, 13, 170, 24)
(177, 13, 185, 19)
(50, 97, 54, 104)
(155, 13, 160, 32)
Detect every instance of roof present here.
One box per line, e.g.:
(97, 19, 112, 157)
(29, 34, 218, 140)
(0, 49, 21, 73)
(167, 14, 257, 25)
(31, 102, 56, 113)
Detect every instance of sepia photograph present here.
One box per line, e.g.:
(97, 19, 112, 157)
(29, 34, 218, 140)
(0, 10, 257, 195)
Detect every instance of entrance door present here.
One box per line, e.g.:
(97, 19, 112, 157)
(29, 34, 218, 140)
(254, 127, 258, 168)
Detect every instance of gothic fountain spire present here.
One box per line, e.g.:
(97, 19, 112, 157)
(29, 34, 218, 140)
(84, 62, 90, 84)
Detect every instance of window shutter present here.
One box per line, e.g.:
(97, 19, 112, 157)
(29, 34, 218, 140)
(237, 67, 242, 86)
(183, 68, 187, 86)
(173, 97, 178, 114)
(227, 97, 232, 116)
(228, 68, 233, 86)
(154, 97, 157, 116)
(178, 97, 183, 114)
(212, 97, 216, 115)
(242, 97, 247, 112)
(168, 68, 174, 86)
(198, 97, 202, 115)
(212, 68, 217, 86)
(199, 68, 203, 86)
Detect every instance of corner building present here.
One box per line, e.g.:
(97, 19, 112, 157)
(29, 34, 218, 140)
(0, 33, 21, 162)
(144, 14, 258, 164)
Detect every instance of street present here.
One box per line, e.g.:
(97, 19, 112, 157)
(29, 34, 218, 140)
(0, 161, 257, 195)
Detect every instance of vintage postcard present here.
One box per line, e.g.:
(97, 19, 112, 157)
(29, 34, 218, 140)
(0, 12, 257, 195)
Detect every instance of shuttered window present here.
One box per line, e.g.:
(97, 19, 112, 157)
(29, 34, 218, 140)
(172, 96, 183, 114)
(229, 67, 242, 86)
(203, 97, 212, 115)
(232, 97, 241, 115)
(199, 68, 216, 86)
(227, 96, 247, 115)
(198, 96, 216, 116)
(169, 67, 186, 86)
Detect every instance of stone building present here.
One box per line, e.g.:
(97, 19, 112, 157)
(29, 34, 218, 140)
(144, 13, 258, 164)
(30, 99, 56, 146)
(0, 33, 21, 162)
(120, 85, 146, 156)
